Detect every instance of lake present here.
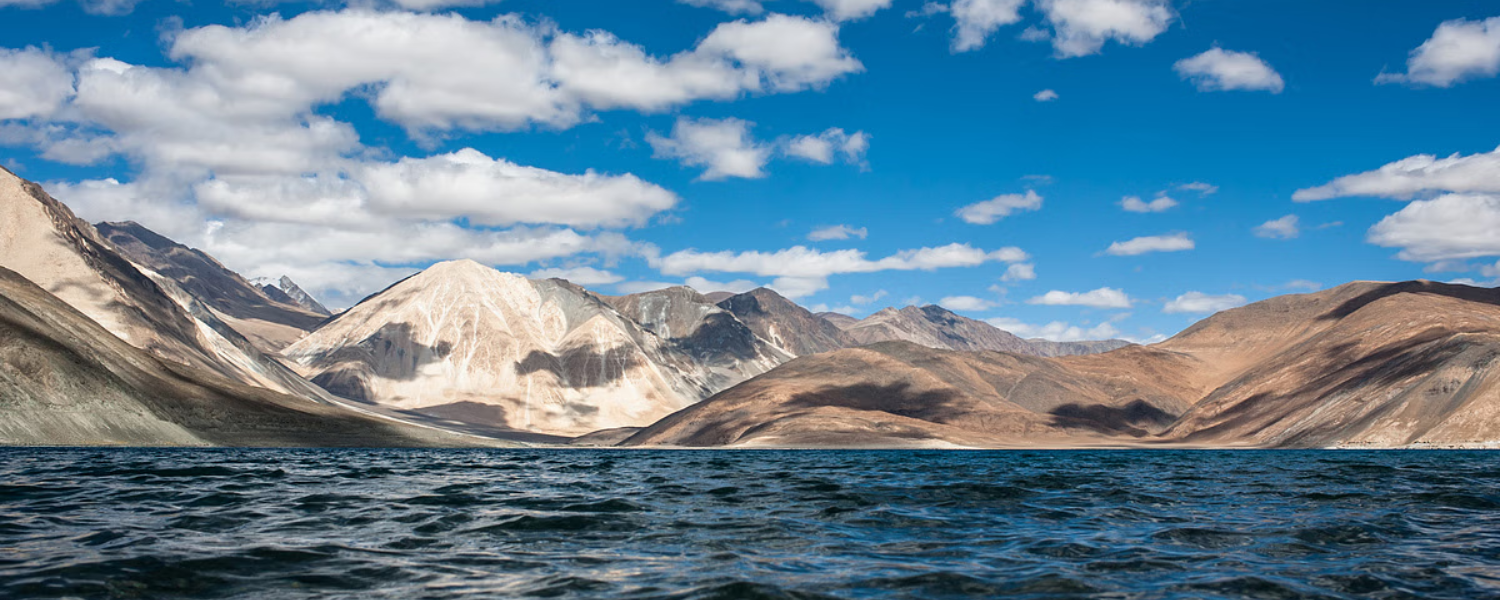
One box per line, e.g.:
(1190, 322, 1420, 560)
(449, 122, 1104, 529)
(2, 448, 1497, 599)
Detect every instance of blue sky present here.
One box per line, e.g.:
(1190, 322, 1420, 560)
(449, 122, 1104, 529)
(2, 0, 1499, 343)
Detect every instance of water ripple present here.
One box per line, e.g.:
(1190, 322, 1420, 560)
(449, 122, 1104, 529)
(0, 448, 1498, 599)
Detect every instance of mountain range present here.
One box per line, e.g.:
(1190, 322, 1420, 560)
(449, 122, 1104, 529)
(2, 166, 1497, 449)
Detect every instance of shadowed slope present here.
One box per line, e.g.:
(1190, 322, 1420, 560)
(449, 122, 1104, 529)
(0, 266, 485, 447)
(97, 221, 325, 350)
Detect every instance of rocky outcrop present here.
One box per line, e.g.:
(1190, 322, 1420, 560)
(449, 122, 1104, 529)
(715, 288, 853, 356)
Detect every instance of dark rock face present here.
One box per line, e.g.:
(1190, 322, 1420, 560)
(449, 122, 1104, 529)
(97, 221, 326, 349)
(715, 288, 853, 357)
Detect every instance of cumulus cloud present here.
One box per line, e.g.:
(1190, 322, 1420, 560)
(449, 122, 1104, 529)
(1293, 146, 1500, 201)
(1036, 0, 1175, 58)
(955, 190, 1043, 224)
(808, 224, 869, 241)
(1368, 193, 1500, 262)
(651, 243, 1028, 297)
(1376, 16, 1500, 87)
(1163, 291, 1247, 314)
(358, 149, 677, 228)
(850, 289, 888, 304)
(648, 117, 771, 181)
(1121, 194, 1177, 213)
(1027, 287, 1132, 309)
(987, 317, 1122, 342)
(939, 295, 997, 311)
(0, 47, 75, 120)
(1174, 48, 1285, 93)
(785, 128, 870, 165)
(650, 118, 869, 179)
(1000, 262, 1036, 282)
(945, 0, 1028, 52)
(1104, 232, 1194, 256)
(1253, 214, 1300, 239)
(1033, 89, 1059, 102)
(529, 266, 625, 286)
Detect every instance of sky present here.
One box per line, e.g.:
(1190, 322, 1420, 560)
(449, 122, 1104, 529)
(2, 0, 1499, 344)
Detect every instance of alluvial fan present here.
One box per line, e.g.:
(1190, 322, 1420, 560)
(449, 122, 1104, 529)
(1, 449, 1499, 599)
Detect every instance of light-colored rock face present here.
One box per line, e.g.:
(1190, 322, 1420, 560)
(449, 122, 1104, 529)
(285, 261, 714, 436)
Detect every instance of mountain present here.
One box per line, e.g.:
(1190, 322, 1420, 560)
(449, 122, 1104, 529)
(97, 221, 325, 350)
(841, 305, 1131, 357)
(1159, 281, 1500, 448)
(601, 286, 791, 392)
(252, 275, 332, 317)
(282, 260, 721, 437)
(627, 280, 1500, 449)
(715, 288, 853, 356)
(0, 265, 481, 447)
(624, 341, 1191, 448)
(0, 167, 343, 403)
(816, 312, 860, 329)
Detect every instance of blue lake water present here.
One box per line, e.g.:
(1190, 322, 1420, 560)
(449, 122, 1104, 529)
(1, 448, 1498, 599)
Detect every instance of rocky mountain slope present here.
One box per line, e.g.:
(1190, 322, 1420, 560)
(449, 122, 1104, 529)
(98, 221, 326, 350)
(0, 167, 332, 402)
(282, 260, 722, 436)
(0, 266, 480, 447)
(628, 281, 1500, 449)
(253, 275, 332, 317)
(715, 288, 853, 356)
(601, 286, 791, 392)
(837, 305, 1131, 357)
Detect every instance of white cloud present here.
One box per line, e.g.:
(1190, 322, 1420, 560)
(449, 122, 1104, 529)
(785, 128, 870, 164)
(808, 224, 869, 241)
(678, 0, 766, 14)
(0, 47, 75, 120)
(648, 117, 772, 181)
(529, 266, 625, 286)
(1163, 291, 1247, 314)
(0, 0, 140, 15)
(164, 10, 859, 135)
(946, 0, 1027, 52)
(358, 149, 677, 228)
(1368, 193, 1500, 262)
(955, 190, 1043, 224)
(1104, 232, 1194, 256)
(1254, 214, 1300, 239)
(685, 276, 761, 294)
(1027, 287, 1132, 309)
(391, 0, 504, 10)
(850, 289, 888, 304)
(1376, 16, 1500, 87)
(1120, 194, 1177, 213)
(652, 243, 1027, 298)
(1293, 146, 1500, 201)
(987, 317, 1121, 342)
(809, 0, 894, 21)
(939, 295, 997, 311)
(650, 118, 869, 180)
(1033, 89, 1059, 102)
(1000, 262, 1036, 282)
(1174, 48, 1285, 93)
(1178, 181, 1218, 195)
(1036, 0, 1175, 58)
